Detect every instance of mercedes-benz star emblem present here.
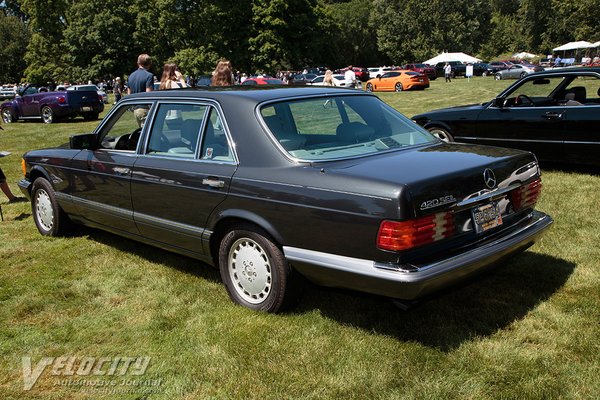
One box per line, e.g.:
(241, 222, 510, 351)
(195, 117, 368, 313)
(483, 168, 497, 189)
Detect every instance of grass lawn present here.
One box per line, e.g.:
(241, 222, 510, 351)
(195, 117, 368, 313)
(1, 77, 599, 399)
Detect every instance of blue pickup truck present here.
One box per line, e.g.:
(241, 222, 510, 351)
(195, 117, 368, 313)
(1, 84, 104, 124)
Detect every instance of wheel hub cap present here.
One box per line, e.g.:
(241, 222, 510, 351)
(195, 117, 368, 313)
(229, 238, 271, 304)
(35, 189, 54, 231)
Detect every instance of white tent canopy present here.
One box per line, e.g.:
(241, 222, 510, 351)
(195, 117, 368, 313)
(423, 52, 482, 65)
(591, 41, 600, 48)
(552, 41, 593, 51)
(513, 52, 537, 59)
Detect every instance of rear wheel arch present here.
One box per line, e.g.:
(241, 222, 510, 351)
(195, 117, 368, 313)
(208, 212, 285, 263)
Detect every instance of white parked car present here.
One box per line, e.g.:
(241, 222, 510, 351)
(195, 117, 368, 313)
(67, 84, 108, 104)
(307, 75, 347, 87)
(0, 86, 17, 101)
(368, 67, 394, 79)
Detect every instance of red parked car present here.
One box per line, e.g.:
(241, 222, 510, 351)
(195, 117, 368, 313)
(339, 67, 370, 82)
(403, 63, 437, 80)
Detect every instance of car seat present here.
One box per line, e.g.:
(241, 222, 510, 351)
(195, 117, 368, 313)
(564, 86, 586, 106)
(263, 115, 306, 151)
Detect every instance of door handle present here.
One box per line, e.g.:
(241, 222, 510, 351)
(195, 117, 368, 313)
(543, 112, 563, 120)
(202, 178, 225, 188)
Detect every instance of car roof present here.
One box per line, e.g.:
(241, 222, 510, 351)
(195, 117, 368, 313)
(527, 66, 600, 77)
(125, 85, 364, 103)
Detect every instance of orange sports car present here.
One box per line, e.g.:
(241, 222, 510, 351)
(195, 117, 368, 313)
(364, 70, 430, 92)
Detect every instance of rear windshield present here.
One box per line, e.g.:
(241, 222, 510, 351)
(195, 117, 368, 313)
(259, 95, 436, 161)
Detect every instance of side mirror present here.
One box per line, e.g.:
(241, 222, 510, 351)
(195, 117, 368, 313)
(493, 97, 506, 108)
(70, 133, 97, 149)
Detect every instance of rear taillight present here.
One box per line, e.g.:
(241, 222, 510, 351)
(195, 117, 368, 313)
(99, 95, 103, 102)
(377, 211, 455, 251)
(58, 97, 66, 104)
(510, 178, 542, 211)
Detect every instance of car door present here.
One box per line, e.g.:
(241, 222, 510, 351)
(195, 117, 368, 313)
(69, 101, 152, 234)
(469, 76, 567, 160)
(379, 72, 396, 90)
(560, 74, 600, 165)
(130, 102, 237, 255)
(19, 86, 42, 117)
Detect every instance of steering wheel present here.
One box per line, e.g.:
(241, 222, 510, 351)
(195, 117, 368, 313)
(515, 94, 534, 106)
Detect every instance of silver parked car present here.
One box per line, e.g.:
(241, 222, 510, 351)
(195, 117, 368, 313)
(494, 64, 544, 80)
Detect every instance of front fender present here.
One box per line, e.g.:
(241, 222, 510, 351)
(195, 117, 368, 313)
(421, 120, 454, 134)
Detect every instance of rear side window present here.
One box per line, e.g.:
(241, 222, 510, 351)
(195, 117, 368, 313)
(146, 103, 207, 158)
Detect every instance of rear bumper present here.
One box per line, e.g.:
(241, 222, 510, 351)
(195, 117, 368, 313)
(284, 211, 553, 300)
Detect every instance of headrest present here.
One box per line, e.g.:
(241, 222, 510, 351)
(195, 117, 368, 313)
(568, 86, 586, 101)
(336, 122, 375, 143)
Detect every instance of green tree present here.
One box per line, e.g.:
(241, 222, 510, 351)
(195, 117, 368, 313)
(372, 0, 492, 64)
(20, 0, 70, 82)
(0, 14, 30, 83)
(62, 0, 137, 82)
(322, 0, 385, 67)
(249, 0, 326, 72)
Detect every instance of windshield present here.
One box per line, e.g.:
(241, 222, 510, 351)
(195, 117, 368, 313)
(259, 95, 436, 161)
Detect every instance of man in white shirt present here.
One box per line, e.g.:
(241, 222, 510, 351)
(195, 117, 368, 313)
(444, 63, 452, 82)
(344, 65, 356, 88)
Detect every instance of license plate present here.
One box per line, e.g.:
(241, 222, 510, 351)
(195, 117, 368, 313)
(81, 106, 92, 112)
(472, 202, 502, 233)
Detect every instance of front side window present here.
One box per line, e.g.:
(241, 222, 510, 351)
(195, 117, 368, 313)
(98, 103, 153, 151)
(501, 77, 566, 107)
(260, 95, 436, 161)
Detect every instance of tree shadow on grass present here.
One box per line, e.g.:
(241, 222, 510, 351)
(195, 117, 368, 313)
(81, 227, 221, 285)
(78, 228, 573, 351)
(293, 252, 574, 352)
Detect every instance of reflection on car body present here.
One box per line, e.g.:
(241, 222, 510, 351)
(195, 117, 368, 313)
(18, 86, 552, 312)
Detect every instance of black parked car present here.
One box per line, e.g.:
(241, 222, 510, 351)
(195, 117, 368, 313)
(412, 68, 600, 166)
(434, 61, 466, 78)
(19, 86, 552, 312)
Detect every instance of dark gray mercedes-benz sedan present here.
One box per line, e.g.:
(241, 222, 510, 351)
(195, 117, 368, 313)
(18, 86, 552, 312)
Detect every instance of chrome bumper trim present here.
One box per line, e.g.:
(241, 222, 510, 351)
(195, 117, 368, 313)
(284, 211, 553, 299)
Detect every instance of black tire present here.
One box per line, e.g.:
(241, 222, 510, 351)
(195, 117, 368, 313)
(83, 112, 99, 121)
(427, 127, 454, 142)
(395, 82, 403, 92)
(482, 71, 488, 77)
(41, 106, 54, 124)
(1, 108, 15, 123)
(520, 72, 527, 78)
(365, 83, 373, 92)
(494, 73, 502, 81)
(218, 224, 301, 312)
(430, 76, 437, 80)
(31, 178, 72, 236)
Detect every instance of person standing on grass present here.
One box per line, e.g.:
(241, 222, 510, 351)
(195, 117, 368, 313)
(444, 63, 452, 82)
(0, 126, 25, 204)
(113, 77, 123, 104)
(211, 59, 234, 86)
(344, 65, 356, 88)
(127, 54, 154, 126)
